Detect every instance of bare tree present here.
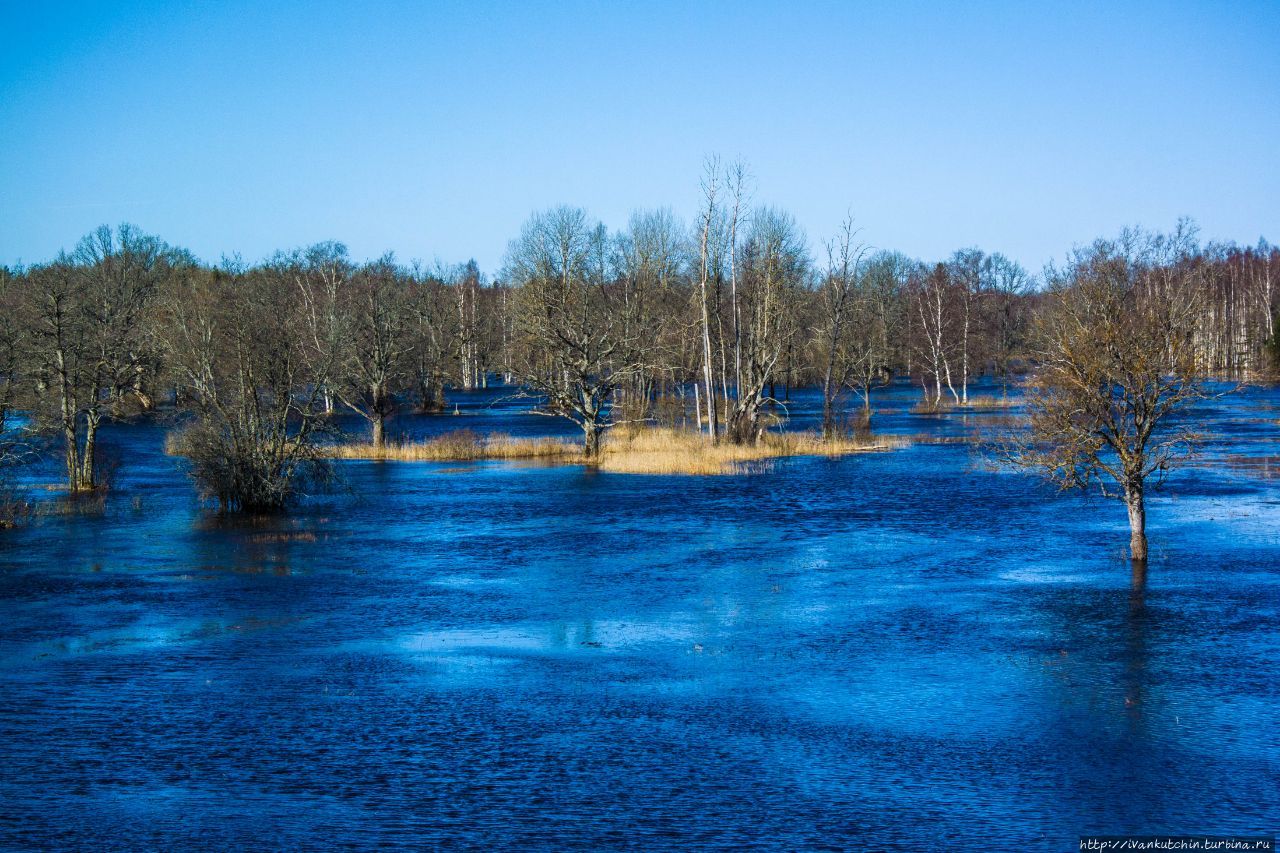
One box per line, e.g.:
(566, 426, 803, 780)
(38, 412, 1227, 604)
(694, 157, 722, 441)
(983, 252, 1032, 392)
(20, 225, 173, 493)
(335, 255, 413, 447)
(1006, 230, 1209, 563)
(843, 251, 909, 417)
(0, 267, 25, 465)
(0, 267, 26, 525)
(454, 259, 483, 389)
(406, 262, 455, 412)
(164, 262, 337, 512)
(614, 208, 686, 420)
(912, 262, 963, 408)
(724, 207, 807, 444)
(505, 207, 636, 456)
(72, 225, 174, 480)
(947, 249, 985, 405)
(289, 241, 350, 415)
(725, 160, 751, 408)
(815, 213, 868, 434)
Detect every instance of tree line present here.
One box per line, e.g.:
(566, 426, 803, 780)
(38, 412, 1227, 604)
(0, 165, 1276, 526)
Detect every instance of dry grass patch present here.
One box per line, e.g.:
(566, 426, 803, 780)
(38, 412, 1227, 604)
(328, 429, 575, 462)
(598, 427, 904, 474)
(959, 394, 1017, 410)
(327, 426, 907, 475)
(911, 394, 1016, 414)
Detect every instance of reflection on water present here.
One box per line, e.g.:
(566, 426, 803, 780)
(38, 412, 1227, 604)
(0, 381, 1277, 850)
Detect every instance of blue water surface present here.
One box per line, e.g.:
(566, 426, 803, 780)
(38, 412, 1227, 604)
(1, 382, 1277, 850)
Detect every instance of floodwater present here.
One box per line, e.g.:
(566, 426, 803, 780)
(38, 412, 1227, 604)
(1, 382, 1277, 850)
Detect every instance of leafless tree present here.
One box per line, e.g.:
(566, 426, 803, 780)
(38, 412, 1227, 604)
(164, 260, 338, 512)
(814, 213, 868, 434)
(20, 226, 173, 492)
(694, 157, 723, 441)
(288, 241, 351, 415)
(405, 262, 455, 412)
(912, 262, 959, 407)
(723, 207, 807, 444)
(843, 251, 909, 417)
(613, 208, 686, 420)
(1006, 229, 1208, 563)
(505, 207, 637, 456)
(983, 252, 1032, 392)
(335, 255, 413, 447)
(0, 267, 25, 464)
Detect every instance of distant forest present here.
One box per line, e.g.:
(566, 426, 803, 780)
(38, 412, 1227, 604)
(0, 162, 1276, 518)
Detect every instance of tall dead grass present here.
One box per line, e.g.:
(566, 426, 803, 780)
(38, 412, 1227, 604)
(328, 429, 574, 462)
(911, 394, 1017, 414)
(327, 426, 906, 475)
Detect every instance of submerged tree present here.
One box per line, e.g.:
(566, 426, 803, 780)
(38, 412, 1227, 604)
(20, 225, 175, 493)
(335, 255, 412, 447)
(723, 207, 807, 444)
(0, 267, 29, 524)
(505, 206, 637, 456)
(0, 268, 21, 447)
(164, 263, 336, 512)
(847, 252, 910, 414)
(405, 262, 455, 412)
(1007, 229, 1208, 563)
(814, 213, 868, 435)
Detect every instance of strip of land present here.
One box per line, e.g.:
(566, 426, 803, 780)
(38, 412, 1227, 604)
(325, 427, 907, 475)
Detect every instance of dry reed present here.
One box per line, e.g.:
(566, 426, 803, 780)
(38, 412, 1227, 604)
(327, 429, 574, 462)
(911, 394, 1016, 414)
(326, 426, 906, 475)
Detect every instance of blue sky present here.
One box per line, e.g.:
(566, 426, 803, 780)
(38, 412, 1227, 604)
(2, 0, 1277, 275)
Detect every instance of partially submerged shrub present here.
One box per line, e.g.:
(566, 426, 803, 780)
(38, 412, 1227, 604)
(160, 260, 340, 514)
(170, 419, 333, 513)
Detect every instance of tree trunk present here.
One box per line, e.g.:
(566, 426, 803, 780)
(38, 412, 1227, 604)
(64, 424, 82, 493)
(583, 421, 602, 458)
(1126, 486, 1148, 562)
(821, 372, 835, 437)
(694, 381, 702, 435)
(81, 414, 98, 491)
(372, 414, 386, 449)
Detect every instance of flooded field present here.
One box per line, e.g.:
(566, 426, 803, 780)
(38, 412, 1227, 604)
(1, 382, 1277, 849)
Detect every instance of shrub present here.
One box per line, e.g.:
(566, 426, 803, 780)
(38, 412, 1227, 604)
(170, 420, 333, 513)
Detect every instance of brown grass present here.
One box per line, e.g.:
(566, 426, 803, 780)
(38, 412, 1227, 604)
(326, 426, 905, 475)
(327, 429, 574, 462)
(910, 398, 953, 414)
(959, 394, 1017, 410)
(911, 394, 1016, 414)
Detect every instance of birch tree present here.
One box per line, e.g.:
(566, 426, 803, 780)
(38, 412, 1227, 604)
(695, 157, 722, 441)
(913, 263, 959, 408)
(843, 251, 909, 416)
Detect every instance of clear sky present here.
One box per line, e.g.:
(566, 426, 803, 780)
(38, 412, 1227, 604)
(2, 0, 1277, 275)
